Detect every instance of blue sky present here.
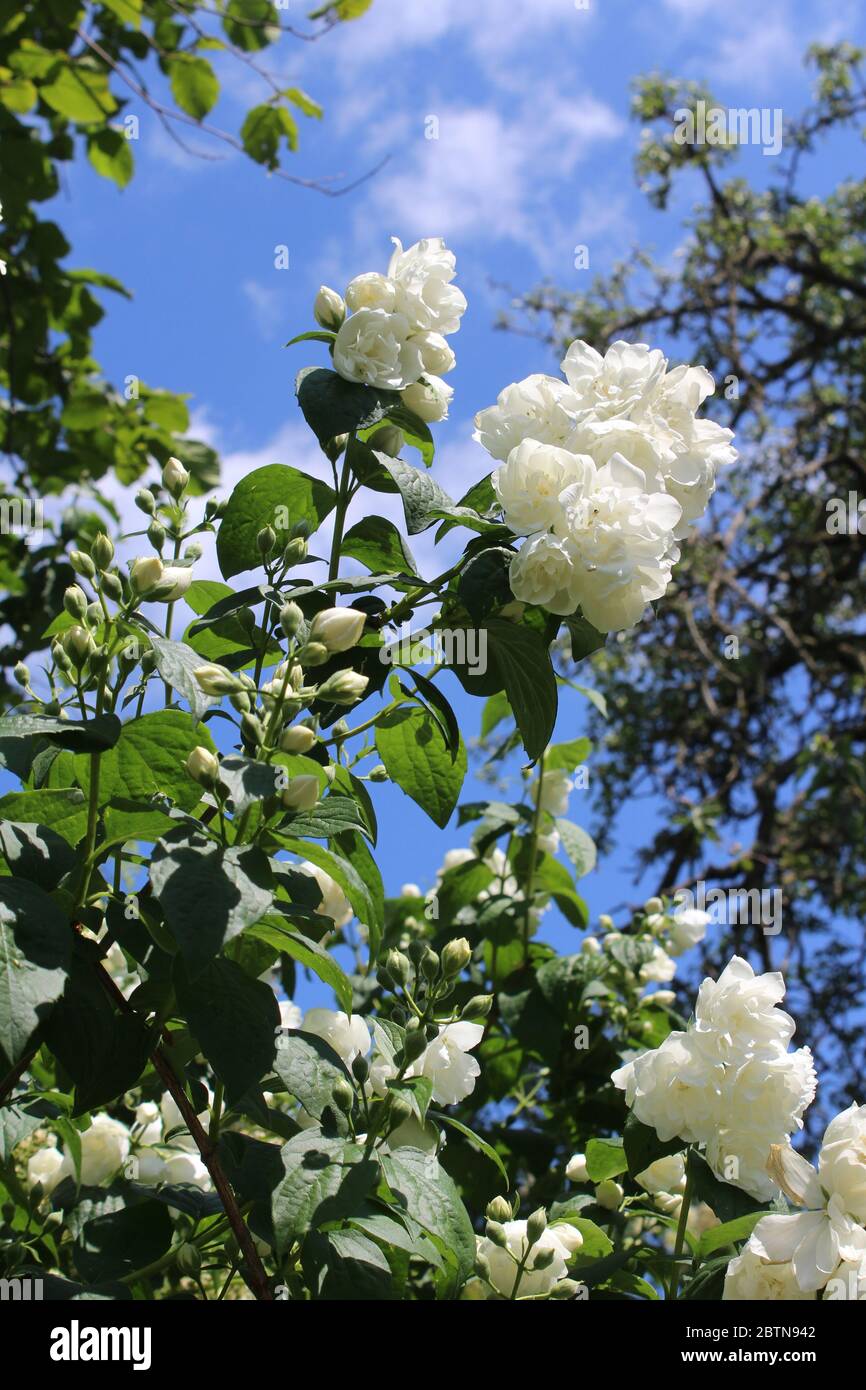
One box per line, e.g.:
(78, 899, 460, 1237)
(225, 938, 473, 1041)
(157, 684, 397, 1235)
(22, 0, 866, 1002)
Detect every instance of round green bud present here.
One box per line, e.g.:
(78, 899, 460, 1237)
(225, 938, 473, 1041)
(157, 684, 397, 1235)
(462, 994, 494, 1022)
(368, 764, 388, 782)
(134, 488, 156, 516)
(279, 602, 304, 638)
(485, 1195, 512, 1223)
(147, 519, 166, 551)
(484, 1220, 509, 1249)
(176, 1241, 202, 1275)
(526, 1207, 548, 1245)
(384, 949, 411, 987)
(256, 525, 276, 556)
(351, 1055, 369, 1085)
(91, 532, 114, 570)
(283, 536, 308, 565)
(69, 549, 96, 579)
(441, 936, 472, 977)
(299, 641, 329, 668)
(13, 661, 30, 688)
(100, 571, 124, 602)
(331, 1078, 355, 1114)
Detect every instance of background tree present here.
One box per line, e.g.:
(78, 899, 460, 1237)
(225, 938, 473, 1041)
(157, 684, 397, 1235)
(0, 0, 374, 706)
(499, 43, 866, 1131)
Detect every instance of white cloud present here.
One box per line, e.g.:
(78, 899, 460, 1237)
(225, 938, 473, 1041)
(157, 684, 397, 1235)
(241, 279, 287, 340)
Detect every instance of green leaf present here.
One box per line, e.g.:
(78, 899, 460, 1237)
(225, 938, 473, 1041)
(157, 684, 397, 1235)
(272, 1029, 353, 1120)
(296, 367, 402, 444)
(429, 1111, 509, 1186)
(286, 794, 372, 843)
(545, 737, 591, 772)
(341, 516, 418, 576)
(43, 961, 150, 1114)
(0, 821, 77, 888)
(168, 55, 219, 120)
(284, 86, 323, 118)
(555, 818, 597, 877)
(0, 789, 87, 845)
(150, 831, 274, 972)
(217, 755, 283, 815)
(375, 705, 466, 828)
(74, 711, 216, 813)
(303, 1227, 394, 1299)
(216, 464, 335, 579)
(174, 957, 279, 1104)
(623, 1112, 686, 1178)
(271, 1131, 378, 1252)
(148, 636, 216, 721)
(379, 456, 456, 534)
(274, 837, 380, 947)
(247, 917, 353, 1013)
(381, 1147, 475, 1286)
(75, 1202, 173, 1283)
(552, 1215, 614, 1261)
(40, 66, 117, 123)
(487, 620, 558, 763)
(86, 128, 133, 188)
(223, 0, 279, 51)
(565, 614, 606, 662)
(0, 878, 71, 1068)
(0, 711, 121, 752)
(584, 1137, 628, 1181)
(698, 1211, 765, 1259)
(240, 102, 296, 167)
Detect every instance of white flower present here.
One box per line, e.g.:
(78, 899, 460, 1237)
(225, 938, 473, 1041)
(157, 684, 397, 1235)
(640, 943, 677, 984)
(416, 1021, 484, 1105)
(474, 373, 582, 461)
(27, 1144, 68, 1194)
(560, 339, 667, 421)
(162, 456, 189, 496)
(636, 1153, 686, 1195)
(302, 1007, 371, 1068)
(667, 907, 711, 957)
(414, 331, 455, 376)
(723, 1246, 816, 1301)
(817, 1102, 866, 1223)
(309, 606, 366, 653)
(594, 1179, 623, 1210)
(279, 1000, 303, 1030)
(748, 1196, 866, 1294)
(508, 532, 581, 615)
(477, 1220, 583, 1298)
(333, 308, 421, 389)
(614, 956, 818, 1201)
(162, 1152, 211, 1190)
(401, 375, 453, 422)
(135, 1150, 169, 1185)
(386, 236, 466, 335)
(77, 1114, 131, 1186)
(493, 440, 596, 537)
(296, 861, 353, 927)
(134, 1101, 163, 1147)
(693, 956, 796, 1061)
(345, 271, 397, 314)
(566, 1152, 589, 1182)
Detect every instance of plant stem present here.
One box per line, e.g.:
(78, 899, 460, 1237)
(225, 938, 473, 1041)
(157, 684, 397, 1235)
(93, 960, 273, 1301)
(668, 1147, 695, 1300)
(521, 762, 545, 962)
(328, 455, 351, 581)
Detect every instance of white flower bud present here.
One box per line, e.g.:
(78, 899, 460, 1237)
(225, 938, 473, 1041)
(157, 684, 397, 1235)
(279, 725, 317, 754)
(148, 565, 192, 603)
(186, 746, 219, 786)
(281, 775, 320, 812)
(130, 555, 164, 596)
(644, 897, 664, 915)
(565, 1153, 589, 1183)
(63, 584, 88, 620)
(580, 935, 601, 955)
(193, 663, 245, 696)
(313, 285, 346, 331)
(316, 670, 369, 706)
(162, 456, 190, 497)
(308, 606, 366, 654)
(594, 1180, 624, 1211)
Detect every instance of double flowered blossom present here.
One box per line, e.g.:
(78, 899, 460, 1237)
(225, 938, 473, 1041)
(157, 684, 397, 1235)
(327, 236, 465, 419)
(612, 956, 816, 1201)
(475, 339, 737, 632)
(724, 1103, 866, 1299)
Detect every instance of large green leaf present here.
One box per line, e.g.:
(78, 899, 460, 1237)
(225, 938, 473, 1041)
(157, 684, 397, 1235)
(472, 620, 557, 763)
(271, 1131, 378, 1253)
(247, 917, 353, 1013)
(73, 711, 216, 813)
(174, 957, 279, 1104)
(555, 818, 597, 877)
(0, 820, 77, 887)
(271, 1029, 354, 1120)
(40, 66, 117, 123)
(375, 705, 466, 829)
(0, 878, 72, 1068)
(380, 1146, 475, 1286)
(168, 55, 219, 119)
(150, 831, 274, 972)
(295, 367, 401, 444)
(584, 1137, 628, 1181)
(341, 516, 418, 576)
(216, 464, 335, 579)
(148, 636, 217, 722)
(0, 789, 88, 845)
(0, 711, 121, 752)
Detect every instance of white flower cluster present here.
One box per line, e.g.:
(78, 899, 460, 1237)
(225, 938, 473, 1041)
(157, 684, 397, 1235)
(321, 236, 466, 419)
(724, 1104, 866, 1300)
(278, 1003, 484, 1110)
(476, 1219, 584, 1299)
(474, 340, 737, 632)
(26, 1093, 214, 1197)
(612, 956, 816, 1201)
